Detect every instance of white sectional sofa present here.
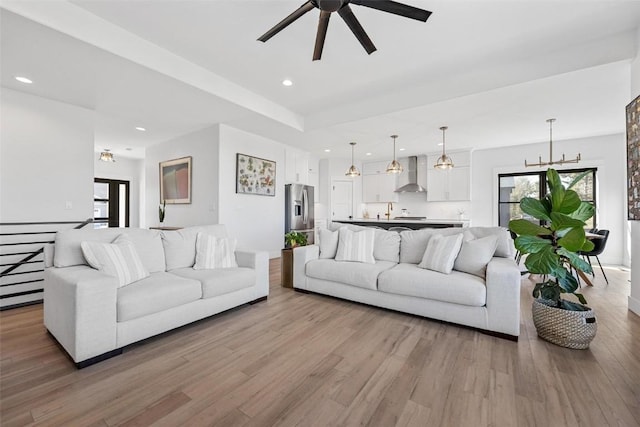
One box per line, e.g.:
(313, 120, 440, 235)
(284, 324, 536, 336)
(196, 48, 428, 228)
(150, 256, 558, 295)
(293, 225, 521, 339)
(44, 225, 269, 367)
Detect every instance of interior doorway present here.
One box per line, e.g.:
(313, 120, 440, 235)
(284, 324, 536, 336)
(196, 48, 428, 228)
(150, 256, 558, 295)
(331, 180, 353, 220)
(94, 178, 130, 228)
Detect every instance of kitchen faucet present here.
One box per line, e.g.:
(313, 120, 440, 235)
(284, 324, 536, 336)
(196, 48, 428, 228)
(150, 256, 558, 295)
(385, 202, 393, 220)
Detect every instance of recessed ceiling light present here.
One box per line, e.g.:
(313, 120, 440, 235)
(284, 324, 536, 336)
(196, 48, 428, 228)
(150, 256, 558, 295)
(15, 76, 33, 84)
(324, 149, 331, 152)
(366, 152, 372, 156)
(135, 127, 146, 132)
(282, 79, 293, 86)
(399, 148, 406, 151)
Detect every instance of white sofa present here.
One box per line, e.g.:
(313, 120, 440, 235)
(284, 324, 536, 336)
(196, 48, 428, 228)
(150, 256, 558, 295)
(293, 225, 521, 339)
(44, 224, 269, 367)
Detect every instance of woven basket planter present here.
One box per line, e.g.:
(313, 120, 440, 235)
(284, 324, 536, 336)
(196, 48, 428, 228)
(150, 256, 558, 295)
(532, 299, 597, 349)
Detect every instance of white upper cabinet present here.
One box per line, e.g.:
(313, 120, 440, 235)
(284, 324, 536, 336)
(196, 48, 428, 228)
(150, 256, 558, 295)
(362, 161, 398, 203)
(426, 151, 471, 201)
(285, 148, 310, 184)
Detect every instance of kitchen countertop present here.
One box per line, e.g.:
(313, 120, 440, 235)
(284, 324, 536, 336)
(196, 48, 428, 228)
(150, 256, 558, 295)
(332, 218, 469, 229)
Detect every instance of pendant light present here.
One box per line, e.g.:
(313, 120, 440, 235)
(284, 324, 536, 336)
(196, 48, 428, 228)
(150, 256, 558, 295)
(345, 142, 361, 177)
(525, 118, 581, 167)
(434, 126, 453, 169)
(386, 135, 403, 174)
(99, 149, 115, 162)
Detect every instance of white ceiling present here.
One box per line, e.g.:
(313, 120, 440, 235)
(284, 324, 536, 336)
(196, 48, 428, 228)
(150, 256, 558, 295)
(1, 0, 639, 160)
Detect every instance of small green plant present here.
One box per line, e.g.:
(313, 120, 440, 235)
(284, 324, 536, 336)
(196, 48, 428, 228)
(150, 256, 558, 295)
(284, 231, 308, 248)
(509, 168, 595, 311)
(159, 200, 166, 223)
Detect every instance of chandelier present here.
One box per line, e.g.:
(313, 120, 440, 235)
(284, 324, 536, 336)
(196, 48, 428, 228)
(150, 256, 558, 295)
(525, 118, 581, 167)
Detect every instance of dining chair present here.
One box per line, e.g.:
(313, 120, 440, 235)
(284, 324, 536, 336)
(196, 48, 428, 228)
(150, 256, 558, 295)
(579, 229, 609, 284)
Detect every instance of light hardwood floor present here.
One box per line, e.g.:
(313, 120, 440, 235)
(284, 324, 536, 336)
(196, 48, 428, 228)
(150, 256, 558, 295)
(1, 260, 638, 426)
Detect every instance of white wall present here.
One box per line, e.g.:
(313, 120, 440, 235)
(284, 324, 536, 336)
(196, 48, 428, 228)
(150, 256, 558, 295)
(0, 89, 94, 223)
(94, 155, 144, 227)
(144, 125, 219, 228)
(628, 27, 640, 315)
(218, 125, 286, 258)
(471, 133, 627, 265)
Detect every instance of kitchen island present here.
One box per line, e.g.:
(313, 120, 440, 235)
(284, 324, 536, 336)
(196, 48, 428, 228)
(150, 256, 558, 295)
(332, 218, 469, 230)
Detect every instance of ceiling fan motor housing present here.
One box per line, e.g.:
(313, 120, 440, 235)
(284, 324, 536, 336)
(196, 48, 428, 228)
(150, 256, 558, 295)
(313, 0, 346, 12)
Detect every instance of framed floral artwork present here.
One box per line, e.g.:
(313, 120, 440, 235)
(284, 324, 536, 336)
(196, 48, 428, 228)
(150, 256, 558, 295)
(236, 153, 276, 196)
(160, 156, 192, 204)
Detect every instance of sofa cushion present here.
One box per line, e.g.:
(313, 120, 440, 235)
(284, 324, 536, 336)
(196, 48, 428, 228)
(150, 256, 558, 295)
(335, 228, 375, 264)
(399, 228, 464, 264)
(193, 233, 238, 269)
(378, 263, 486, 307)
(305, 259, 396, 290)
(54, 228, 166, 273)
(329, 223, 400, 262)
(161, 225, 228, 270)
(171, 267, 255, 298)
(467, 227, 514, 258)
(81, 234, 149, 287)
(454, 233, 498, 278)
(418, 233, 464, 274)
(318, 228, 339, 259)
(117, 272, 202, 321)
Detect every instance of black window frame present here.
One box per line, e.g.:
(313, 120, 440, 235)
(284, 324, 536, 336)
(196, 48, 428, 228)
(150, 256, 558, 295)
(94, 178, 130, 228)
(498, 167, 597, 227)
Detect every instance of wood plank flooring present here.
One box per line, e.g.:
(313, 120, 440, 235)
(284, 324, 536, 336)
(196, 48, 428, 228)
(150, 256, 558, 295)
(1, 260, 638, 426)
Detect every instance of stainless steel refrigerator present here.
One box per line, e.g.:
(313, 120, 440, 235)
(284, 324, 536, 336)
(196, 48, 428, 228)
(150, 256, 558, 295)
(285, 184, 315, 245)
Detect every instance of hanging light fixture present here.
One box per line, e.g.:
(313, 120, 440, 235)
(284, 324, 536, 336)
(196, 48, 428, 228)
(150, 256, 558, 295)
(386, 135, 403, 174)
(525, 118, 581, 167)
(434, 126, 453, 169)
(345, 142, 361, 177)
(99, 149, 115, 162)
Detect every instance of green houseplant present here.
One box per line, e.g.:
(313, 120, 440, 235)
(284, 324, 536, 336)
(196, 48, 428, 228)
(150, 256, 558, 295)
(509, 168, 597, 348)
(284, 231, 308, 248)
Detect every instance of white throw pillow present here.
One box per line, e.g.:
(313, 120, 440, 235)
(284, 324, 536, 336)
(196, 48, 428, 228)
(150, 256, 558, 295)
(335, 228, 375, 264)
(193, 232, 238, 269)
(453, 233, 498, 278)
(81, 234, 150, 287)
(418, 233, 464, 274)
(319, 228, 339, 259)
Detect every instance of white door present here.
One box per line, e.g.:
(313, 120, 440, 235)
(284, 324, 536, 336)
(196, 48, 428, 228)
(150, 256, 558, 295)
(332, 180, 353, 219)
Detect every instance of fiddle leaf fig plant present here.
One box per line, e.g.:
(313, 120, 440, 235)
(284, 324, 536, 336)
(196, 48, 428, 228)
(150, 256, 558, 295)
(509, 169, 595, 311)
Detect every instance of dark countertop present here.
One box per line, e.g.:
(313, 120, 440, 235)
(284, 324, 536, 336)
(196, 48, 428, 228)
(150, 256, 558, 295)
(332, 218, 469, 230)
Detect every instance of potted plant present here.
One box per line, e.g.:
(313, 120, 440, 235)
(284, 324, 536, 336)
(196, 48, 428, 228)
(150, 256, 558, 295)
(284, 231, 308, 248)
(509, 168, 597, 349)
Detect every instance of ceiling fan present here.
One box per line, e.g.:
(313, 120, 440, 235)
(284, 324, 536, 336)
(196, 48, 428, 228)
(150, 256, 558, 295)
(258, 0, 432, 61)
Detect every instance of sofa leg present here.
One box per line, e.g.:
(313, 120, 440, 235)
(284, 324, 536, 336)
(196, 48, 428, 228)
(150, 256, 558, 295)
(249, 296, 268, 305)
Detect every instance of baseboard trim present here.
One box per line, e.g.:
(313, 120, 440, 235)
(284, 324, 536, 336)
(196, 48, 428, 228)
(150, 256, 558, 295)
(295, 288, 519, 342)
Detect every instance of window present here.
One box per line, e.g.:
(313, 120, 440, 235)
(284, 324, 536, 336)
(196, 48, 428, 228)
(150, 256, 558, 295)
(94, 178, 130, 229)
(498, 168, 596, 228)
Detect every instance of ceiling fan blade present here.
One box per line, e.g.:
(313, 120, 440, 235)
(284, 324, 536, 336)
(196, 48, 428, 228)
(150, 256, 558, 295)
(338, 5, 376, 55)
(313, 11, 331, 61)
(350, 0, 432, 22)
(258, 0, 316, 42)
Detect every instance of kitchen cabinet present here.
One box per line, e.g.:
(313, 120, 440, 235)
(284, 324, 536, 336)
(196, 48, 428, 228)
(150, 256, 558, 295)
(426, 151, 471, 201)
(285, 148, 309, 184)
(362, 161, 398, 203)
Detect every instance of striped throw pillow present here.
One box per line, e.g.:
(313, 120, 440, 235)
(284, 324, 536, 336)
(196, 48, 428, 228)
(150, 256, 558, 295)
(418, 233, 464, 274)
(81, 234, 150, 287)
(193, 233, 238, 270)
(335, 227, 375, 264)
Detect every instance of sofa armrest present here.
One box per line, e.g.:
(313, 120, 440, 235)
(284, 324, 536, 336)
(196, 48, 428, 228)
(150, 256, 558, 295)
(44, 266, 118, 363)
(485, 257, 521, 337)
(293, 245, 319, 290)
(236, 250, 269, 298)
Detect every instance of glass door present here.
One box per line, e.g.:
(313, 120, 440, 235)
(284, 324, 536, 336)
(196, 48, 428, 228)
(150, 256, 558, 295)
(94, 178, 130, 228)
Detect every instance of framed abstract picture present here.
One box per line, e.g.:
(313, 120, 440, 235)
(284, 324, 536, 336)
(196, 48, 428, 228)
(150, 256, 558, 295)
(627, 94, 640, 220)
(236, 153, 276, 196)
(160, 156, 192, 204)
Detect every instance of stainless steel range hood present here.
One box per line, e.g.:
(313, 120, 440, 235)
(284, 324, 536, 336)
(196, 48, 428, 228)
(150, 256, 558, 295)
(395, 156, 427, 193)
